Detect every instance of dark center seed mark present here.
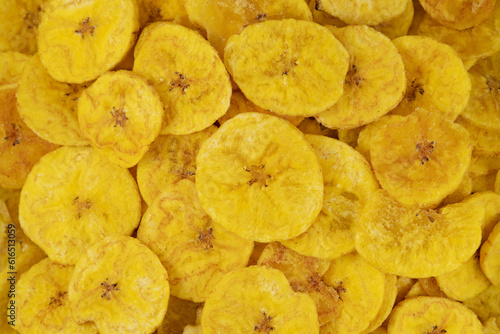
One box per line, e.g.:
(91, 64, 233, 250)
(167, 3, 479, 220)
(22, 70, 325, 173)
(49, 291, 67, 307)
(101, 278, 119, 300)
(254, 311, 274, 333)
(345, 64, 363, 86)
(4, 123, 21, 146)
(110, 107, 128, 127)
(416, 140, 434, 165)
(75, 17, 96, 38)
(244, 164, 272, 187)
(198, 227, 214, 251)
(170, 72, 190, 93)
(407, 79, 425, 102)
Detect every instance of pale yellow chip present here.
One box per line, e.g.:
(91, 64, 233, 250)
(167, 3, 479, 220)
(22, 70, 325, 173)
(461, 191, 500, 242)
(196, 113, 324, 242)
(133, 22, 231, 135)
(355, 115, 404, 162)
(417, 12, 500, 69)
(282, 135, 379, 260)
(372, 0, 414, 39)
(440, 172, 473, 206)
(0, 52, 30, 86)
(469, 154, 500, 178)
(436, 252, 491, 301)
(320, 252, 386, 334)
(19, 146, 141, 265)
(370, 109, 472, 208)
(404, 280, 428, 299)
(308, 0, 347, 27)
(481, 221, 500, 286)
(185, 0, 313, 58)
(0, 85, 59, 189)
(138, 0, 192, 29)
(137, 179, 253, 302)
(69, 235, 169, 334)
(297, 118, 324, 136)
(417, 278, 447, 298)
(464, 285, 500, 324)
(355, 190, 483, 278)
(78, 70, 163, 168)
(315, 25, 405, 129)
(315, 0, 407, 26)
(257, 242, 338, 326)
(224, 19, 349, 117)
(418, 0, 497, 30)
(16, 53, 89, 146)
(38, 0, 139, 83)
(395, 276, 417, 305)
(390, 35, 471, 121)
(201, 266, 319, 333)
(136, 126, 217, 206)
(387, 296, 483, 334)
(0, 0, 47, 54)
(484, 317, 500, 334)
(156, 296, 199, 334)
(360, 274, 398, 334)
(13, 258, 98, 333)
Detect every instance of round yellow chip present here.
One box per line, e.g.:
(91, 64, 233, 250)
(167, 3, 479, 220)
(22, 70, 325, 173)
(360, 274, 398, 334)
(0, 51, 30, 86)
(387, 296, 483, 334)
(0, 85, 59, 189)
(19, 146, 141, 265)
(224, 19, 349, 117)
(136, 126, 217, 206)
(372, 0, 414, 39)
(464, 285, 500, 324)
(137, 179, 253, 302)
(355, 190, 483, 278)
(282, 134, 379, 260)
(481, 221, 500, 286)
(69, 235, 169, 334)
(390, 35, 471, 121)
(13, 258, 98, 333)
(315, 0, 407, 26)
(17, 54, 89, 146)
(196, 112, 324, 242)
(321, 252, 386, 334)
(185, 0, 313, 58)
(133, 22, 231, 135)
(370, 109, 472, 208)
(201, 266, 319, 333)
(419, 0, 497, 30)
(78, 70, 163, 168)
(38, 0, 139, 83)
(315, 25, 406, 129)
(436, 252, 491, 301)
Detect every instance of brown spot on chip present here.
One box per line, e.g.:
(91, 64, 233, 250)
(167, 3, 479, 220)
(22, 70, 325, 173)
(75, 17, 96, 39)
(254, 311, 274, 333)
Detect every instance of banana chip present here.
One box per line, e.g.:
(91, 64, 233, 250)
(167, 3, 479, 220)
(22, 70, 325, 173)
(282, 135, 379, 260)
(69, 235, 169, 334)
(387, 296, 483, 334)
(360, 274, 398, 334)
(224, 19, 349, 117)
(390, 36, 471, 120)
(481, 221, 500, 286)
(355, 115, 404, 162)
(13, 258, 98, 333)
(137, 126, 217, 206)
(196, 113, 324, 242)
(457, 117, 500, 157)
(370, 109, 472, 208)
(355, 190, 483, 278)
(138, 0, 191, 28)
(78, 70, 163, 168)
(484, 318, 500, 334)
(257, 242, 339, 326)
(464, 285, 500, 324)
(19, 146, 141, 265)
(373, 0, 414, 39)
(17, 54, 89, 146)
(137, 179, 253, 302)
(0, 52, 30, 86)
(201, 266, 319, 333)
(0, 85, 59, 189)
(185, 0, 312, 58)
(461, 191, 500, 242)
(38, 0, 139, 83)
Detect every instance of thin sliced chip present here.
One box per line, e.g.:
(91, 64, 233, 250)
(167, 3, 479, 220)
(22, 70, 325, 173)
(483, 317, 500, 334)
(321, 252, 386, 334)
(355, 190, 483, 278)
(461, 191, 500, 242)
(337, 127, 362, 148)
(472, 172, 498, 193)
(371, 109, 472, 208)
(464, 285, 500, 324)
(69, 235, 169, 334)
(355, 115, 404, 162)
(373, 0, 414, 39)
(440, 172, 473, 206)
(395, 276, 417, 305)
(133, 22, 231, 135)
(78, 70, 163, 168)
(19, 146, 141, 265)
(185, 0, 313, 58)
(196, 113, 324, 242)
(481, 221, 500, 286)
(418, 278, 447, 298)
(316, 25, 406, 129)
(257, 242, 339, 326)
(156, 296, 199, 334)
(224, 19, 349, 117)
(137, 126, 217, 206)
(436, 252, 491, 301)
(137, 179, 253, 302)
(469, 154, 500, 178)
(38, 0, 139, 83)
(387, 296, 483, 334)
(315, 0, 407, 26)
(282, 135, 379, 260)
(138, 0, 192, 28)
(13, 258, 98, 333)
(16, 54, 89, 146)
(405, 280, 428, 299)
(360, 274, 398, 334)
(0, 51, 30, 86)
(0, 85, 59, 189)
(308, 0, 347, 27)
(418, 0, 497, 30)
(201, 266, 319, 333)
(390, 36, 471, 120)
